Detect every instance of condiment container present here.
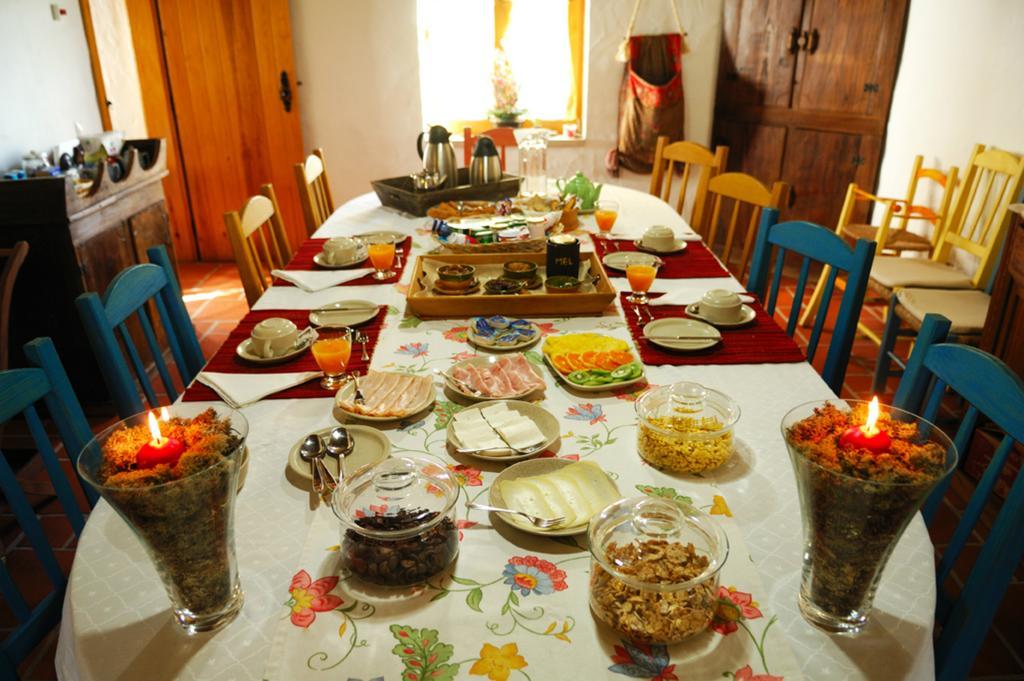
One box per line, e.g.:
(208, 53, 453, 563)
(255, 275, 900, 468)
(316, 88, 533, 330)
(331, 456, 459, 587)
(635, 382, 740, 473)
(588, 496, 728, 644)
(546, 234, 580, 278)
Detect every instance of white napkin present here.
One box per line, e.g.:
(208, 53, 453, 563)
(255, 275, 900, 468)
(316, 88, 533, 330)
(603, 230, 703, 242)
(647, 288, 755, 307)
(195, 371, 323, 408)
(271, 268, 374, 292)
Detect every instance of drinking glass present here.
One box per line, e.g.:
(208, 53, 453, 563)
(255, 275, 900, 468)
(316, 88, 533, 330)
(595, 200, 619, 235)
(626, 263, 659, 304)
(312, 327, 353, 389)
(366, 237, 396, 280)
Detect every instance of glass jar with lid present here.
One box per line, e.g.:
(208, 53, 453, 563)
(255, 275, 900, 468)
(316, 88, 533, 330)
(635, 381, 740, 473)
(588, 496, 728, 644)
(330, 456, 459, 586)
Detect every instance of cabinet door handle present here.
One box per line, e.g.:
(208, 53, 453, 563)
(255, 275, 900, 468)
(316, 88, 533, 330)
(807, 28, 820, 54)
(787, 27, 801, 54)
(279, 71, 293, 112)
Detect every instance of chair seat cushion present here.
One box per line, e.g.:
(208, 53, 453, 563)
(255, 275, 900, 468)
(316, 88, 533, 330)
(896, 288, 990, 333)
(842, 224, 932, 251)
(870, 256, 973, 289)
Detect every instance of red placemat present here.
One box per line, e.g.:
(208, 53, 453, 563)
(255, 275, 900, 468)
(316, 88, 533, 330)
(275, 237, 412, 286)
(182, 307, 387, 401)
(591, 235, 729, 279)
(622, 292, 805, 366)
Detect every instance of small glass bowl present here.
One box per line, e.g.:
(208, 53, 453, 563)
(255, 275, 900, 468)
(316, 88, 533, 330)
(635, 382, 740, 474)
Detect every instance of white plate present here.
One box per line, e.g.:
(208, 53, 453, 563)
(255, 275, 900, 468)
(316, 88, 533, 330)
(633, 238, 688, 255)
(235, 328, 317, 364)
(542, 352, 646, 393)
(467, 320, 542, 351)
(286, 425, 390, 484)
(601, 251, 663, 272)
(354, 230, 407, 243)
(445, 354, 546, 402)
(308, 300, 379, 327)
(312, 249, 368, 269)
(446, 400, 559, 462)
(684, 302, 757, 328)
(488, 458, 620, 536)
(641, 318, 722, 351)
(333, 376, 436, 422)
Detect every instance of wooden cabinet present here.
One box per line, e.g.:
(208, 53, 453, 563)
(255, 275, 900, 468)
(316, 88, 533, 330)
(714, 0, 909, 226)
(981, 205, 1024, 376)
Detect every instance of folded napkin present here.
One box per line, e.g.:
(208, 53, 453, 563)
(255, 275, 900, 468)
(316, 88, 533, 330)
(604, 230, 703, 242)
(195, 371, 323, 408)
(271, 268, 374, 292)
(647, 288, 755, 307)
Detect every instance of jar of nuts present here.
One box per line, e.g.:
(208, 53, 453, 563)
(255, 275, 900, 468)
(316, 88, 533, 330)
(330, 456, 459, 587)
(635, 382, 740, 474)
(588, 496, 728, 644)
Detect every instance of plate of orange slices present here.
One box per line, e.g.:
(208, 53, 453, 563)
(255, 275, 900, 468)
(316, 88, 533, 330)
(541, 334, 646, 392)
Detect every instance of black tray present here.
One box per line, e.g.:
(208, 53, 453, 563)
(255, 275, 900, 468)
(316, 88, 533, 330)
(371, 168, 521, 216)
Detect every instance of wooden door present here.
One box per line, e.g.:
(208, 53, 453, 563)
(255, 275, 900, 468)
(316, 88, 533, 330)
(718, 0, 805, 110)
(157, 0, 305, 261)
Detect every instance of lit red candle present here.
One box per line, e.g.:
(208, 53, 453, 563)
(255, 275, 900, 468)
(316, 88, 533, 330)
(839, 396, 891, 454)
(136, 410, 186, 469)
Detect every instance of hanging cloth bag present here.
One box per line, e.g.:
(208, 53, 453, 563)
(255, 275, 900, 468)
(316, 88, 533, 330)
(606, 0, 686, 174)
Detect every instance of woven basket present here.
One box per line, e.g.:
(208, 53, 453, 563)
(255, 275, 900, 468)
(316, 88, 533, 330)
(433, 236, 547, 254)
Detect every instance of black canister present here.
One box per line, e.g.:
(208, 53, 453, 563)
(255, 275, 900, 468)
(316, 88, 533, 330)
(546, 234, 580, 279)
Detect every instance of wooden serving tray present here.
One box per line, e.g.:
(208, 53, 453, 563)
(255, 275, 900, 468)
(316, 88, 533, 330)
(406, 252, 617, 319)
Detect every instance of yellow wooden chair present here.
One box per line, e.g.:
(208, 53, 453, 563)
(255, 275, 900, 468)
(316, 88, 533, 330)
(702, 172, 789, 281)
(649, 136, 728, 233)
(294, 148, 336, 236)
(224, 184, 294, 307)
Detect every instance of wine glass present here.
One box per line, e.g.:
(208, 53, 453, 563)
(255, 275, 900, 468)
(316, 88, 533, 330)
(311, 327, 352, 390)
(366, 236, 396, 280)
(595, 200, 619, 237)
(626, 263, 660, 305)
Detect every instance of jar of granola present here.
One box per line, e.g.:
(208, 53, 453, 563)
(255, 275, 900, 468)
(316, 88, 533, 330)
(588, 496, 728, 644)
(635, 382, 740, 473)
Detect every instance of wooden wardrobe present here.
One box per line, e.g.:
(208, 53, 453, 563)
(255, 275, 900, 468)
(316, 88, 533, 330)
(713, 0, 909, 226)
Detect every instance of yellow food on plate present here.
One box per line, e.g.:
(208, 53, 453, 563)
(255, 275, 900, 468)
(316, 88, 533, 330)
(542, 334, 629, 357)
(498, 461, 621, 528)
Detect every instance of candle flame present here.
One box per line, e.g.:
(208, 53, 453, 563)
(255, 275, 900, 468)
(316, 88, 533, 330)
(147, 411, 165, 445)
(160, 406, 170, 421)
(864, 396, 881, 436)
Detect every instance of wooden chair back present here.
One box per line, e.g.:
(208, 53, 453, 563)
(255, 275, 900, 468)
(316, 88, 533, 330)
(463, 127, 518, 171)
(703, 172, 789, 280)
(934, 144, 1024, 288)
(225, 184, 294, 307)
(892, 313, 1024, 681)
(896, 155, 959, 240)
(0, 337, 96, 677)
(294, 148, 335, 236)
(0, 241, 29, 370)
(649, 136, 728, 232)
(75, 245, 204, 417)
(747, 209, 876, 393)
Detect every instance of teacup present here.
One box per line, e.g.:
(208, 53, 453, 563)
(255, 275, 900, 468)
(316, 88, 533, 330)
(641, 225, 676, 252)
(698, 289, 744, 324)
(250, 317, 299, 358)
(322, 237, 360, 265)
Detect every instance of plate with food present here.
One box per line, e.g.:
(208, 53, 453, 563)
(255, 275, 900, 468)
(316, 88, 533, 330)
(447, 400, 559, 462)
(542, 333, 645, 392)
(489, 459, 621, 535)
(334, 371, 436, 421)
(309, 300, 380, 327)
(468, 316, 541, 351)
(445, 353, 546, 401)
(286, 424, 390, 484)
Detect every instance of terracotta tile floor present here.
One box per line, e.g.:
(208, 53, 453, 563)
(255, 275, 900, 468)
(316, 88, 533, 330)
(2, 260, 1020, 680)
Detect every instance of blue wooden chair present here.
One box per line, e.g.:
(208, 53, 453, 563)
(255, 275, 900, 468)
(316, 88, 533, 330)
(1, 337, 96, 679)
(747, 208, 877, 394)
(75, 246, 204, 417)
(892, 313, 1024, 681)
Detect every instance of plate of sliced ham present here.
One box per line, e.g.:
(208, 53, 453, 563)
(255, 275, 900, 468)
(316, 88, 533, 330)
(446, 353, 546, 401)
(334, 370, 436, 421)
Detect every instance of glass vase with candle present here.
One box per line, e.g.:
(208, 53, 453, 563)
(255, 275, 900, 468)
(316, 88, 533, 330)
(781, 398, 955, 633)
(77, 404, 249, 634)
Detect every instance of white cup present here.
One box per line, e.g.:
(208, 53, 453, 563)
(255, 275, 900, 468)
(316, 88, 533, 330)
(698, 289, 744, 324)
(641, 225, 676, 252)
(322, 237, 360, 265)
(250, 318, 299, 357)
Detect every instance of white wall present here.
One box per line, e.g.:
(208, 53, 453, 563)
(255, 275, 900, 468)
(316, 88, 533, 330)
(291, 0, 722, 203)
(89, 0, 147, 137)
(0, 0, 102, 169)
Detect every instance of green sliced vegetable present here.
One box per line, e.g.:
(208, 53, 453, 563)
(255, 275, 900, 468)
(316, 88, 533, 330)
(567, 370, 591, 384)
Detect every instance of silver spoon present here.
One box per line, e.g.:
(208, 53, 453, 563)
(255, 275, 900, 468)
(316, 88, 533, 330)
(325, 427, 355, 481)
(355, 330, 370, 361)
(298, 435, 327, 501)
(466, 503, 565, 529)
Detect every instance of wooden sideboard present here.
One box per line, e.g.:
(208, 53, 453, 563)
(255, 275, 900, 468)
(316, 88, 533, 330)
(981, 204, 1024, 377)
(0, 139, 177, 403)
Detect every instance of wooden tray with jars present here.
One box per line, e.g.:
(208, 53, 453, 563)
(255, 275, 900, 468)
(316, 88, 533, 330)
(406, 252, 617, 319)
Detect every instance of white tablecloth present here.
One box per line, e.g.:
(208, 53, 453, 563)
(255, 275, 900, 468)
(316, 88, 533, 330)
(56, 186, 937, 680)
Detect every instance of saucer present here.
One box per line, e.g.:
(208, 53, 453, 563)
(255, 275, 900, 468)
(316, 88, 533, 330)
(684, 302, 756, 328)
(286, 425, 390, 484)
(633, 238, 688, 255)
(313, 249, 368, 269)
(236, 327, 317, 364)
(309, 300, 379, 327)
(601, 251, 663, 272)
(641, 318, 721, 352)
(432, 279, 481, 296)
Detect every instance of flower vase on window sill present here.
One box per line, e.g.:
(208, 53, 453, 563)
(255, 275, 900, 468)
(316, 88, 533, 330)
(491, 49, 524, 128)
(489, 109, 525, 128)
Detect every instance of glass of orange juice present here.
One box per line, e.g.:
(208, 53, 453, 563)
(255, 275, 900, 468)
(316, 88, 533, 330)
(595, 200, 619, 236)
(311, 327, 353, 389)
(366, 236, 396, 280)
(626, 263, 660, 305)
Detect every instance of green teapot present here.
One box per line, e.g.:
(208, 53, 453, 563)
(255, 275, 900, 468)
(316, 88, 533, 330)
(556, 172, 603, 210)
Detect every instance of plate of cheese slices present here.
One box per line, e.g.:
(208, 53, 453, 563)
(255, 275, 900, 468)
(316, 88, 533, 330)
(447, 401, 559, 462)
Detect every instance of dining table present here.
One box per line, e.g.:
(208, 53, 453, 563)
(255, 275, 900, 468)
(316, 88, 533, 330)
(55, 185, 940, 681)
